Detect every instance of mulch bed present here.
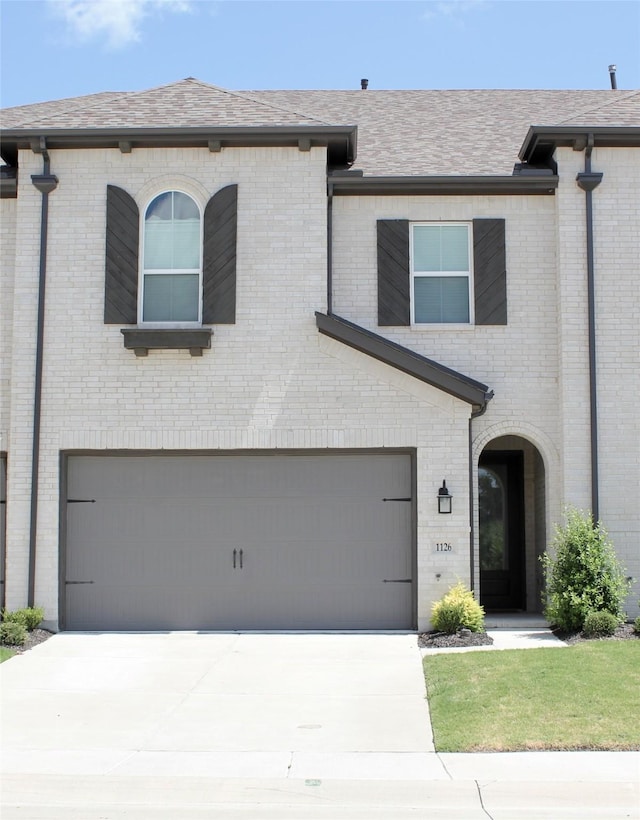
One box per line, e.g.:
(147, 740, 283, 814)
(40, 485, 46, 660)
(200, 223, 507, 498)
(553, 622, 639, 645)
(418, 629, 494, 649)
(419, 621, 639, 650)
(1, 628, 55, 655)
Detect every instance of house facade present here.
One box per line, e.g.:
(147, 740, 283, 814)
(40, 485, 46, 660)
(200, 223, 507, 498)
(1, 80, 638, 631)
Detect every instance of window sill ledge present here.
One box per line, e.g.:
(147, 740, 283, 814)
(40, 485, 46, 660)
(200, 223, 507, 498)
(121, 328, 212, 357)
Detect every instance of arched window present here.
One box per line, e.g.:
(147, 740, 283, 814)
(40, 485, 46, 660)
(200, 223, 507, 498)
(141, 191, 201, 324)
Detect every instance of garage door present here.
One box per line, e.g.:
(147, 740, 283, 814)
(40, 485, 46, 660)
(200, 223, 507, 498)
(63, 453, 414, 631)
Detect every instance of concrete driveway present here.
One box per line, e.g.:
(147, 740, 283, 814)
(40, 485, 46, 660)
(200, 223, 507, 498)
(1, 632, 440, 816)
(2, 632, 638, 819)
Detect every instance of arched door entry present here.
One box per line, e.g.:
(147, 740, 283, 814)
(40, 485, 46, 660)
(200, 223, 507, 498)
(479, 450, 525, 610)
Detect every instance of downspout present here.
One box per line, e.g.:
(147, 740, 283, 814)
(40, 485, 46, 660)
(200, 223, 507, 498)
(468, 394, 492, 593)
(576, 134, 603, 521)
(28, 138, 58, 606)
(327, 180, 333, 314)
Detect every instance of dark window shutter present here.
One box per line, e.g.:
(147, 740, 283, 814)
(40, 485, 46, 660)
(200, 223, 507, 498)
(104, 185, 139, 324)
(377, 220, 410, 326)
(473, 218, 507, 325)
(203, 184, 237, 324)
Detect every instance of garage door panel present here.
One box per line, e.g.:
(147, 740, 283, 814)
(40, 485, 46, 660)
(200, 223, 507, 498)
(64, 453, 413, 630)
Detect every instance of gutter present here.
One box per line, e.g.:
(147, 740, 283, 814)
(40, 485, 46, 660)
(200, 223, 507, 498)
(576, 135, 603, 521)
(328, 174, 558, 197)
(28, 138, 58, 607)
(519, 125, 640, 169)
(1, 124, 357, 168)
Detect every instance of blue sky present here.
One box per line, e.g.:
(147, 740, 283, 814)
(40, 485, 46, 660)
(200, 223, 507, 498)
(1, 0, 639, 108)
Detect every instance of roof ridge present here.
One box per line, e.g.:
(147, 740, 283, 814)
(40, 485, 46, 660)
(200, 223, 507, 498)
(207, 82, 338, 126)
(122, 78, 339, 127)
(555, 89, 640, 125)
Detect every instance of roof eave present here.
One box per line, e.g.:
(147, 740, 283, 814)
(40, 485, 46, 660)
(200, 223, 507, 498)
(0, 124, 357, 167)
(520, 125, 640, 165)
(328, 174, 558, 196)
(316, 312, 493, 411)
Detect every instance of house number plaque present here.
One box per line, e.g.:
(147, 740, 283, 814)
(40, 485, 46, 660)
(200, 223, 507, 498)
(435, 542, 453, 552)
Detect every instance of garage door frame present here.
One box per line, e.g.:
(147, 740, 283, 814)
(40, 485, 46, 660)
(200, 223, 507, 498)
(58, 448, 417, 631)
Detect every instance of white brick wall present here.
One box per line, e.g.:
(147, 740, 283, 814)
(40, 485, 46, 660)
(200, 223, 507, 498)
(0, 197, 16, 451)
(3, 145, 474, 630)
(3, 140, 638, 626)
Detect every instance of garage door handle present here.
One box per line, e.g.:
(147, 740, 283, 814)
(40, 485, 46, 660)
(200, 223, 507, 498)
(383, 579, 412, 583)
(65, 580, 95, 585)
(239, 549, 243, 569)
(233, 548, 237, 569)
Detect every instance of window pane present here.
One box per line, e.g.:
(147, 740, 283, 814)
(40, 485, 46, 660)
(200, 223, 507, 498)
(479, 467, 507, 571)
(144, 220, 199, 269)
(413, 225, 469, 272)
(414, 276, 469, 323)
(144, 192, 200, 270)
(143, 274, 199, 322)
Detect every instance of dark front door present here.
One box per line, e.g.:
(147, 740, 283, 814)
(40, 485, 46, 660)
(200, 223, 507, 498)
(478, 451, 525, 611)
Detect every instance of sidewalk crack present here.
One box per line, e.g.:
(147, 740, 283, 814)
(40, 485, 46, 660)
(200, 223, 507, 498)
(435, 752, 454, 780)
(476, 780, 495, 819)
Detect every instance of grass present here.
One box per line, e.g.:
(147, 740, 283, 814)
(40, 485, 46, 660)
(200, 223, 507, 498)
(423, 642, 640, 752)
(0, 647, 16, 663)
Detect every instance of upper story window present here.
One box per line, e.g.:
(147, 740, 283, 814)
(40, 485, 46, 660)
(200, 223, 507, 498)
(377, 218, 506, 327)
(141, 191, 202, 325)
(411, 224, 472, 324)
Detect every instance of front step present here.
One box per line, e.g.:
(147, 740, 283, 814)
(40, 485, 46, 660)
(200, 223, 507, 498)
(484, 613, 550, 629)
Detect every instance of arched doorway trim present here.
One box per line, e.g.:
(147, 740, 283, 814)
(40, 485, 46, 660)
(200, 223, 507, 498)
(471, 421, 561, 612)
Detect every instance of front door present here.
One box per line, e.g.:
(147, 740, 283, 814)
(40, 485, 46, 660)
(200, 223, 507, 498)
(478, 451, 525, 610)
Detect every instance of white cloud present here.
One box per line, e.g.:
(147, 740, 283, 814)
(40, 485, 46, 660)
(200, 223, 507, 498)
(49, 0, 192, 50)
(423, 0, 488, 24)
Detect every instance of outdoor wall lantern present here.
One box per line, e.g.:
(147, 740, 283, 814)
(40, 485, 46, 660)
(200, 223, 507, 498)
(438, 480, 452, 514)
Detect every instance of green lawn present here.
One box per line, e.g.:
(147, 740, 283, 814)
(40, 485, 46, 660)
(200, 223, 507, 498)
(423, 642, 640, 752)
(0, 647, 15, 663)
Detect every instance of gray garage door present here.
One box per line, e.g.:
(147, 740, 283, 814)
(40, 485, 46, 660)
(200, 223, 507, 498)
(63, 453, 414, 631)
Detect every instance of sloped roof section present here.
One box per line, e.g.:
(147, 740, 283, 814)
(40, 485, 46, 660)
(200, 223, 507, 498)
(251, 89, 640, 175)
(556, 90, 640, 126)
(1, 78, 337, 130)
(316, 312, 493, 411)
(1, 80, 638, 176)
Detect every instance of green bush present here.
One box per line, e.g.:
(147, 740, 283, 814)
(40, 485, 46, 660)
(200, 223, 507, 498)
(2, 606, 44, 631)
(582, 610, 618, 638)
(541, 508, 630, 632)
(0, 620, 27, 646)
(634, 616, 640, 636)
(431, 582, 485, 634)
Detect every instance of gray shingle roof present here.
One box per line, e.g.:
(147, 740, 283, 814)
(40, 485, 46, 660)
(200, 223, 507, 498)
(1, 78, 335, 130)
(251, 89, 640, 175)
(2, 79, 638, 176)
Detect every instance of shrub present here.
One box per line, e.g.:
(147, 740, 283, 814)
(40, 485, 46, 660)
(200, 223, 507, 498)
(540, 508, 630, 632)
(0, 620, 27, 646)
(2, 606, 44, 631)
(431, 582, 485, 634)
(634, 616, 640, 636)
(582, 610, 619, 638)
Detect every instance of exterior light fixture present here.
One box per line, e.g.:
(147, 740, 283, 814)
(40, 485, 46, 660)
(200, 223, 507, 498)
(438, 480, 452, 514)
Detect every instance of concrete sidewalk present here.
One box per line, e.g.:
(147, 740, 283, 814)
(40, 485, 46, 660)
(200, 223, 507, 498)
(1, 632, 638, 819)
(422, 627, 570, 654)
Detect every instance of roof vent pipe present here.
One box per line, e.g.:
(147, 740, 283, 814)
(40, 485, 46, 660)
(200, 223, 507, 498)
(608, 65, 617, 89)
(360, 78, 368, 90)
